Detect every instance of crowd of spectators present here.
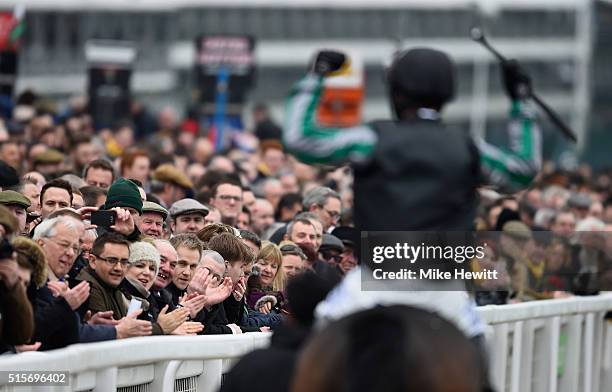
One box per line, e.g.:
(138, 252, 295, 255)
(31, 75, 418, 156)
(0, 95, 360, 356)
(472, 165, 612, 305)
(0, 87, 610, 391)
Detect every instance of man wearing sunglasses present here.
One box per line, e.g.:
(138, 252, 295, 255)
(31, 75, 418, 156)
(318, 234, 344, 265)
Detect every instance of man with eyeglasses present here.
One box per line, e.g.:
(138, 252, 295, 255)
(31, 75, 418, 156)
(36, 217, 83, 282)
(332, 226, 359, 275)
(33, 216, 89, 350)
(318, 234, 344, 265)
(209, 180, 243, 227)
(75, 232, 132, 320)
(198, 250, 227, 289)
(303, 187, 342, 232)
(169, 198, 209, 235)
(33, 217, 151, 349)
(83, 159, 115, 190)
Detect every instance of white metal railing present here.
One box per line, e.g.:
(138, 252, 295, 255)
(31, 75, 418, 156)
(478, 293, 612, 392)
(0, 333, 271, 392)
(0, 294, 611, 392)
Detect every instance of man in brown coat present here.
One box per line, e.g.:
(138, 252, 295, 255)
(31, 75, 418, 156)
(75, 232, 131, 320)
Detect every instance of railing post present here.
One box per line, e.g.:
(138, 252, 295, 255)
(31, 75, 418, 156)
(592, 311, 605, 392)
(560, 314, 582, 392)
(491, 323, 509, 391)
(198, 359, 223, 392)
(584, 313, 595, 392)
(547, 316, 561, 392)
(601, 319, 612, 391)
(93, 367, 117, 392)
(150, 360, 181, 392)
(512, 321, 526, 392)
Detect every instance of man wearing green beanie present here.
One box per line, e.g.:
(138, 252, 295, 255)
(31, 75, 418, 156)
(99, 178, 143, 241)
(103, 178, 143, 215)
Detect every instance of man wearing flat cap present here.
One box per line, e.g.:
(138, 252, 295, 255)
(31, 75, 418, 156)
(0, 190, 31, 235)
(331, 226, 359, 275)
(32, 149, 64, 178)
(318, 233, 344, 265)
(150, 164, 193, 208)
(0, 205, 18, 239)
(498, 220, 532, 283)
(567, 193, 592, 221)
(169, 198, 209, 235)
(137, 201, 168, 239)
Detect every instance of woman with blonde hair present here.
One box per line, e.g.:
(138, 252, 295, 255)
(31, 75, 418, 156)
(247, 241, 286, 313)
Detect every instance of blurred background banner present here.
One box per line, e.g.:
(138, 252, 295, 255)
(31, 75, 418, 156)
(195, 35, 255, 151)
(195, 35, 255, 105)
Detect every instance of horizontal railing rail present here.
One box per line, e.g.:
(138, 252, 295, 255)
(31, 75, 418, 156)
(1, 294, 611, 392)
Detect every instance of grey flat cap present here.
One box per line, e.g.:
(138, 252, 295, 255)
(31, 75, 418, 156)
(169, 198, 209, 218)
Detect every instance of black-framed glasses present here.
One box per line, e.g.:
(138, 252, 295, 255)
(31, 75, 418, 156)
(93, 254, 130, 267)
(319, 205, 340, 221)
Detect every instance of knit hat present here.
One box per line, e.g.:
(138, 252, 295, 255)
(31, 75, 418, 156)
(128, 241, 161, 275)
(102, 178, 143, 215)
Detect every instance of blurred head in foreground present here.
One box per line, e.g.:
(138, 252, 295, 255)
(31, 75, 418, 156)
(292, 305, 484, 392)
